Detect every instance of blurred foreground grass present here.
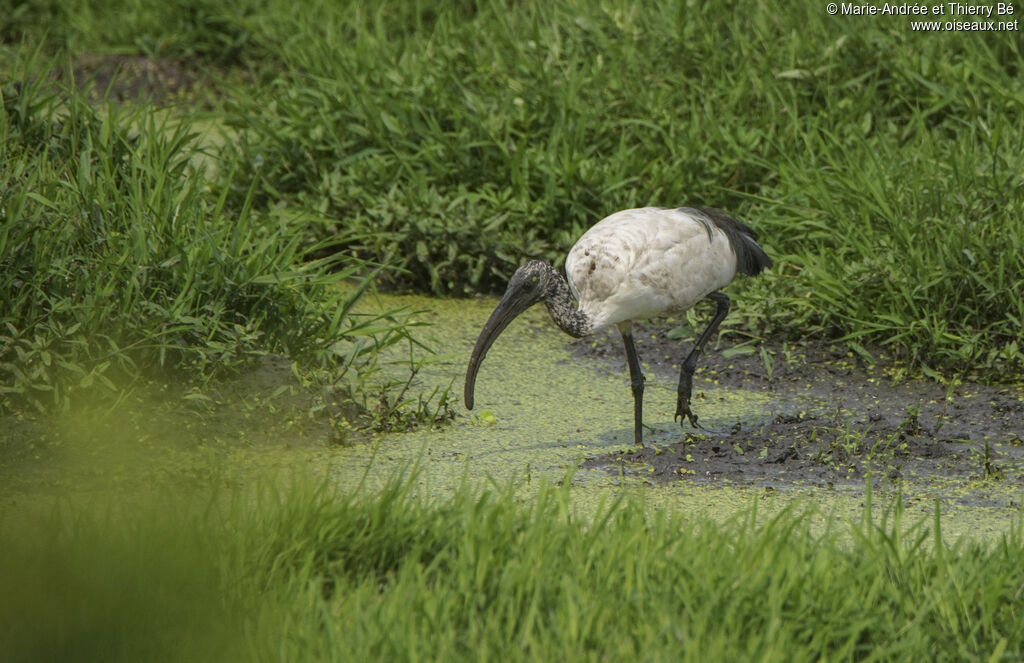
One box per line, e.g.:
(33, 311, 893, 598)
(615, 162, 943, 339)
(2, 466, 1023, 662)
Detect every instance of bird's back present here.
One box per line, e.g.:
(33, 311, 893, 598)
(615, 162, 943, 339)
(564, 207, 770, 331)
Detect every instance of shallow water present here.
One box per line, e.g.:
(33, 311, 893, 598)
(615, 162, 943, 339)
(2, 292, 1020, 543)
(318, 293, 1023, 540)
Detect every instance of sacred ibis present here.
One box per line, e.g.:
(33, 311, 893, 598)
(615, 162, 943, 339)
(464, 206, 772, 446)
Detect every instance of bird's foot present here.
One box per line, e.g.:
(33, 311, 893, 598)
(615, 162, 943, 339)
(675, 395, 703, 430)
(675, 368, 704, 429)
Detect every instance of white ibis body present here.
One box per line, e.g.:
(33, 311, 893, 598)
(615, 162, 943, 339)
(464, 206, 772, 446)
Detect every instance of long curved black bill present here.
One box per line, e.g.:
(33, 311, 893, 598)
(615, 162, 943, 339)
(464, 287, 538, 410)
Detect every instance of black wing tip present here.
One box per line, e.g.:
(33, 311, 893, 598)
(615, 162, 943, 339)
(684, 207, 773, 277)
(687, 206, 758, 236)
(739, 236, 773, 276)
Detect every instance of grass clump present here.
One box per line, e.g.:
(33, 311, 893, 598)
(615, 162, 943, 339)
(209, 0, 1024, 378)
(0, 57, 417, 415)
(745, 114, 1024, 380)
(4, 0, 1024, 388)
(0, 0, 263, 65)
(3, 471, 1022, 662)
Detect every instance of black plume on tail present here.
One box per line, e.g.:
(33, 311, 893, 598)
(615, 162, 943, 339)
(684, 207, 773, 276)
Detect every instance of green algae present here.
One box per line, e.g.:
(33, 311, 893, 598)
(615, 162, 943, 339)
(323, 293, 1023, 542)
(2, 292, 1020, 545)
(333, 293, 770, 488)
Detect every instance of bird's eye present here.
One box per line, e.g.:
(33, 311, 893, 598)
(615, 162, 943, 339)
(531, 276, 538, 284)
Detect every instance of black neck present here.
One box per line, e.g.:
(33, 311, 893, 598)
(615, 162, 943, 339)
(540, 265, 592, 339)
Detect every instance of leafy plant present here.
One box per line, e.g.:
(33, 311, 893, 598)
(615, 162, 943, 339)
(0, 57, 418, 416)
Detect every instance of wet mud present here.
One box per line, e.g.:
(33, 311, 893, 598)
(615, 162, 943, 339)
(577, 322, 1024, 500)
(69, 54, 203, 102)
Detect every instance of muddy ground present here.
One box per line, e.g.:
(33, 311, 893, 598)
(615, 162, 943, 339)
(67, 54, 202, 102)
(65, 53, 255, 106)
(577, 322, 1024, 495)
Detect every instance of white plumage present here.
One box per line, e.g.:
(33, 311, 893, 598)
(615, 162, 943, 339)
(465, 206, 772, 446)
(565, 207, 741, 332)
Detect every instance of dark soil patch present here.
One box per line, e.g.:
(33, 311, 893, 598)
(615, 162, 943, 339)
(577, 322, 1024, 491)
(68, 54, 204, 103)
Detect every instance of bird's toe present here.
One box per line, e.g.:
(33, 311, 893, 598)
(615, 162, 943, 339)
(675, 400, 702, 430)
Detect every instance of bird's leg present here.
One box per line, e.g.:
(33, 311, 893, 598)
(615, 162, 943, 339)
(618, 323, 645, 447)
(676, 292, 730, 429)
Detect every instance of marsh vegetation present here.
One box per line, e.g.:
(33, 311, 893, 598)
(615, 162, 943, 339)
(2, 1, 1023, 659)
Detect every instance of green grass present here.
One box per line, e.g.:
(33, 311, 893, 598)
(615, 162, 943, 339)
(3, 7, 1022, 660)
(4, 0, 1023, 401)
(2, 470, 1022, 662)
(216, 0, 1023, 378)
(0, 0, 265, 64)
(0, 52, 424, 416)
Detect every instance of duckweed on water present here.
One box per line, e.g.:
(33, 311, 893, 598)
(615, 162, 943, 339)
(3, 290, 1020, 543)
(312, 292, 1021, 542)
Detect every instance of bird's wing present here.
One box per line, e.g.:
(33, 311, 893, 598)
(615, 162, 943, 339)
(566, 208, 738, 329)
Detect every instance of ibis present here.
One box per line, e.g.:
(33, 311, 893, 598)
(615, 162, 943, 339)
(464, 206, 772, 446)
